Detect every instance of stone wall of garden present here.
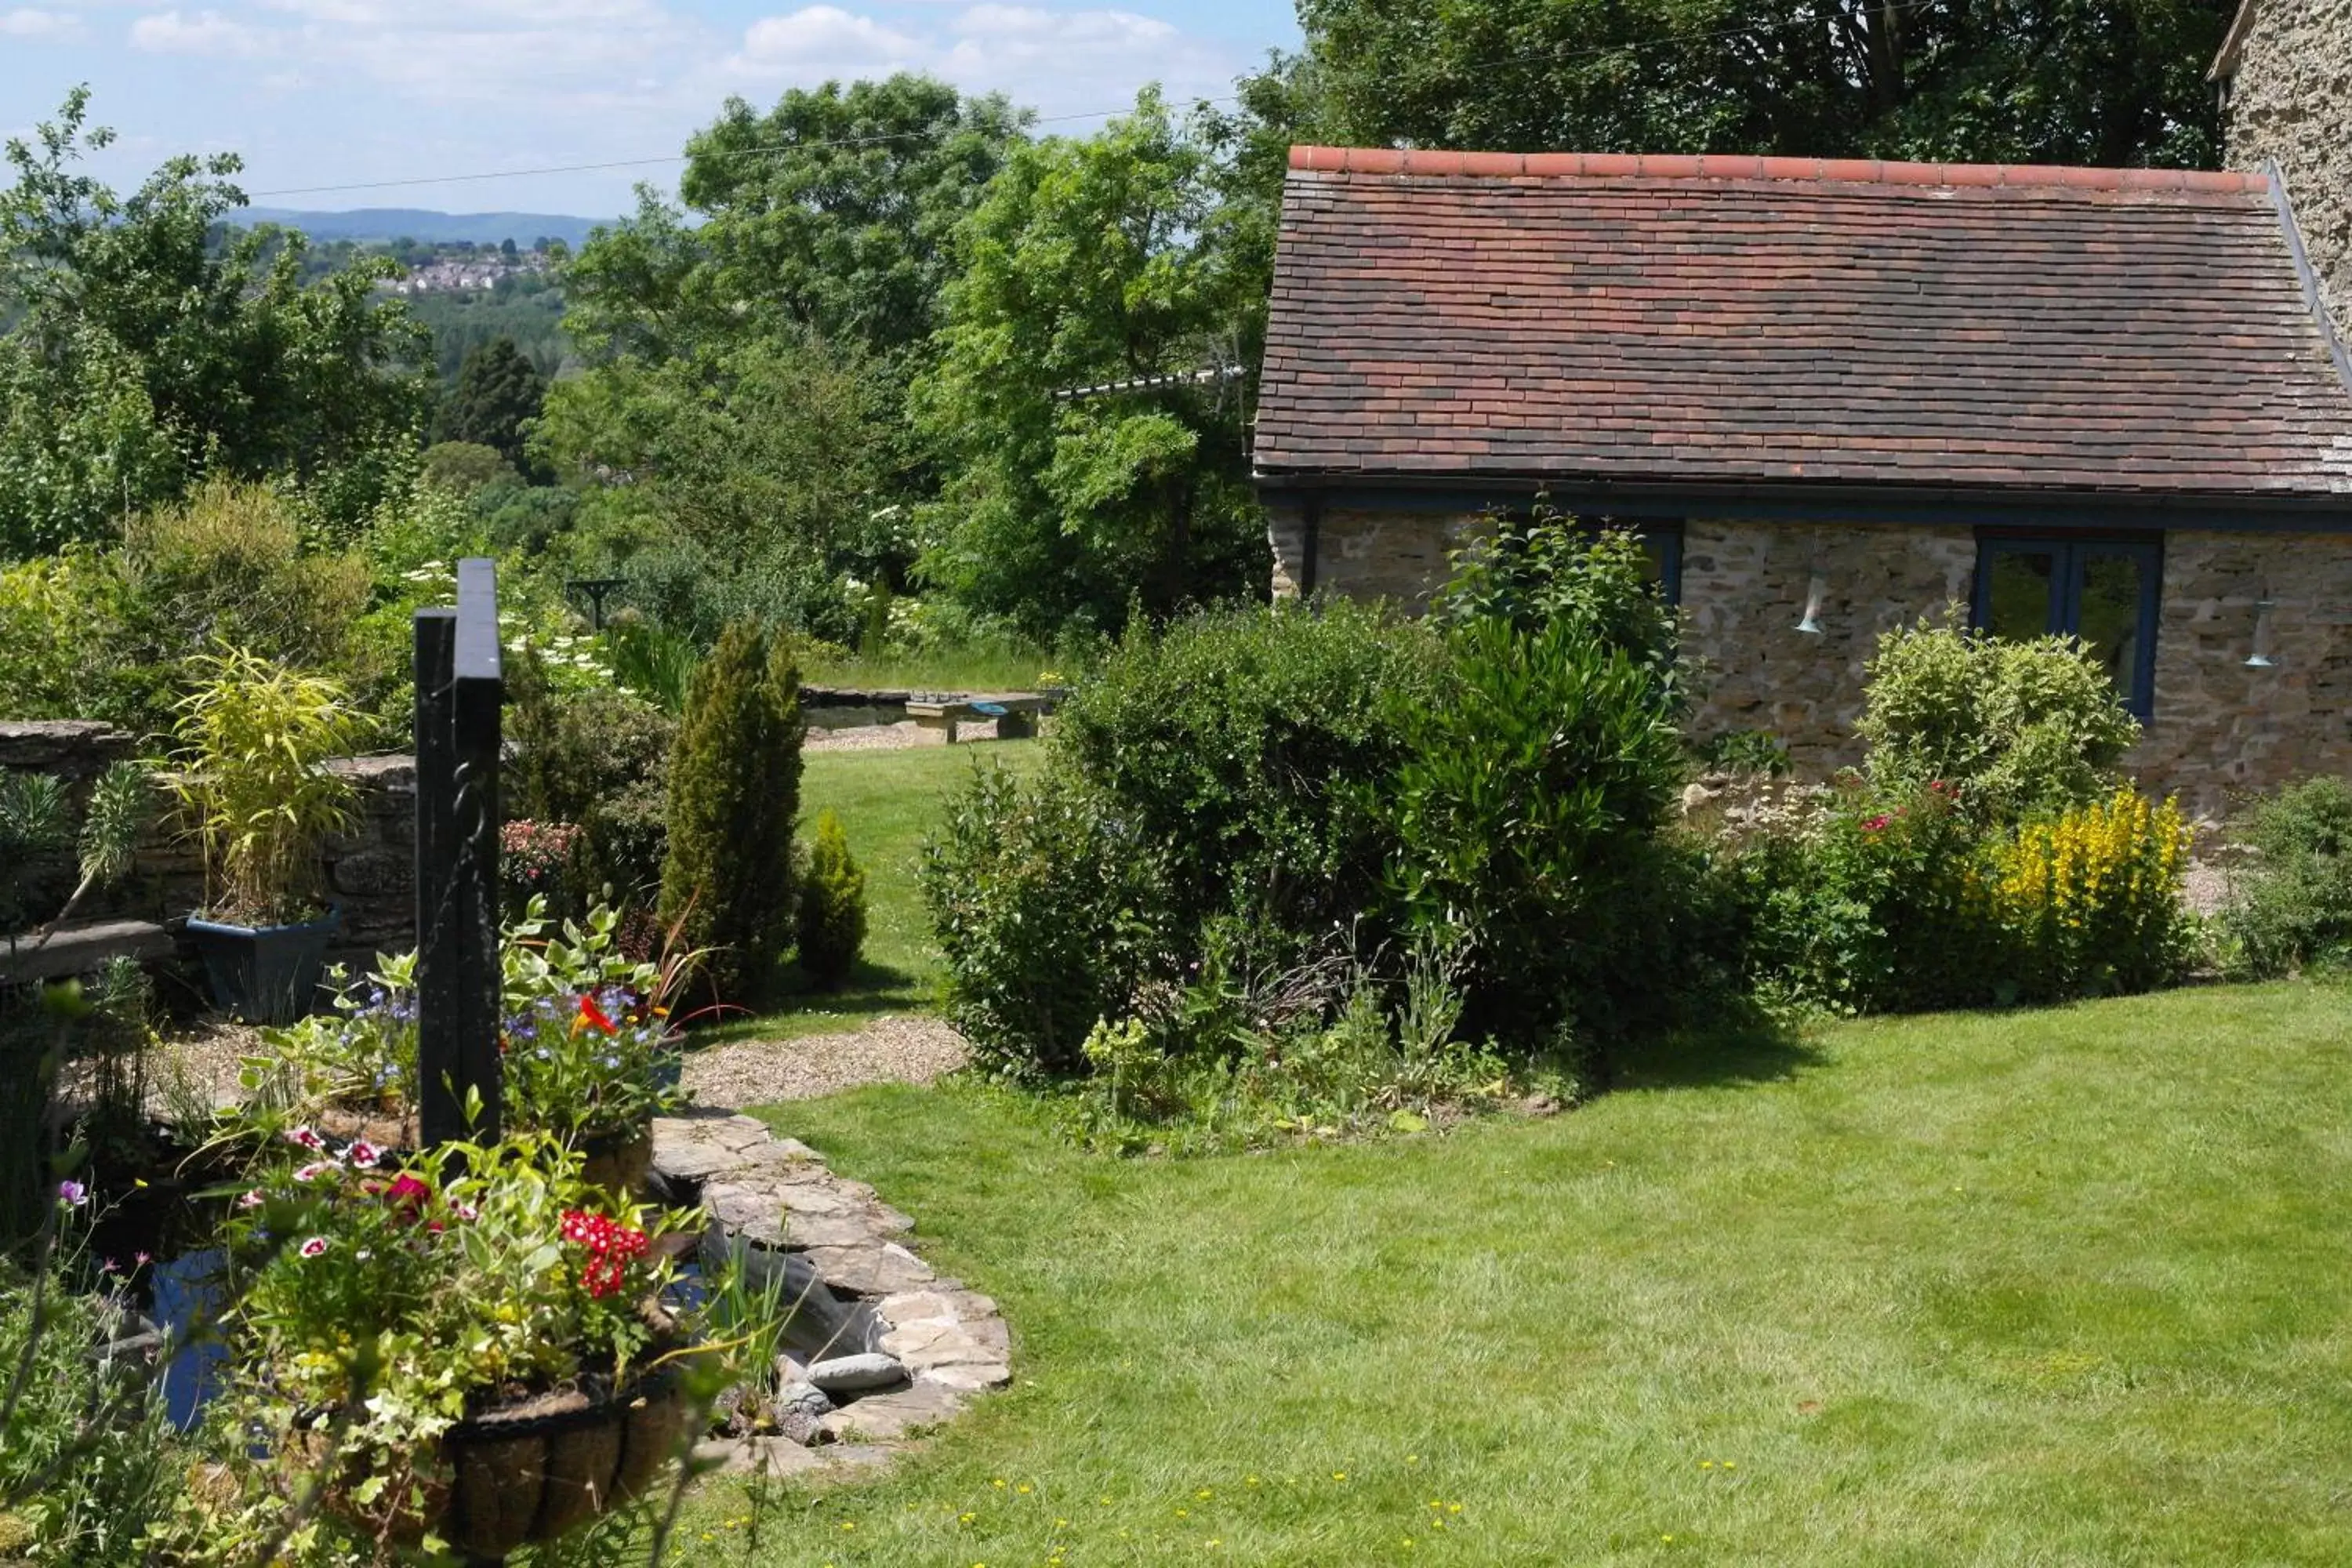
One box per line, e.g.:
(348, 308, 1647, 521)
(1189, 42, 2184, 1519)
(0, 720, 419, 964)
(2223, 0, 2352, 333)
(1269, 510, 2352, 816)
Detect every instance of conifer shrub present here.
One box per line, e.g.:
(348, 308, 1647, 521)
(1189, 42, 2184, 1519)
(659, 622, 804, 1004)
(797, 808, 868, 990)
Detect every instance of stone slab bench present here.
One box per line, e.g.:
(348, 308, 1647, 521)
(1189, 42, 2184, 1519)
(2, 918, 176, 985)
(904, 692, 1053, 743)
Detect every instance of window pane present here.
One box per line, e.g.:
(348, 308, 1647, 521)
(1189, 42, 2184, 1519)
(1986, 550, 2058, 641)
(2076, 550, 2146, 702)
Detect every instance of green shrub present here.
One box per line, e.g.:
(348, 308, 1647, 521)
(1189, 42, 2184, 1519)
(659, 622, 803, 1004)
(1856, 620, 2140, 823)
(796, 808, 868, 990)
(1382, 613, 1693, 1048)
(125, 481, 372, 686)
(507, 649, 677, 907)
(0, 549, 143, 724)
(1730, 778, 1997, 1014)
(1428, 507, 1682, 700)
(2218, 775, 2352, 976)
(1052, 598, 1445, 942)
(921, 766, 1179, 1076)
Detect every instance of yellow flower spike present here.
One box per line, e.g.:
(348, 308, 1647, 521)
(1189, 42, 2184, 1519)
(1017, 1483, 1033, 1495)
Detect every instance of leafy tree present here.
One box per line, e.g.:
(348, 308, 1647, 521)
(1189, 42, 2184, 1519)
(532, 328, 891, 643)
(659, 623, 804, 1005)
(915, 89, 1271, 633)
(564, 74, 1029, 368)
(1278, 0, 2228, 168)
(436, 336, 546, 472)
(0, 89, 430, 557)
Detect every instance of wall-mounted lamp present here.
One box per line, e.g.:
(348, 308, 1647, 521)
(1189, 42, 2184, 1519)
(2246, 589, 2278, 669)
(1796, 568, 1827, 636)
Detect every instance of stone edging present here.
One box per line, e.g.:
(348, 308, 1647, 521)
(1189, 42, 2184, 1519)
(648, 1110, 1010, 1479)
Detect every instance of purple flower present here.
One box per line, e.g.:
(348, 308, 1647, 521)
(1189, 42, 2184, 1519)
(56, 1179, 88, 1208)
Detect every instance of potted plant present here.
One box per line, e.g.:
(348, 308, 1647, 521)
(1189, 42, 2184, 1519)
(219, 1131, 699, 1559)
(169, 648, 365, 1025)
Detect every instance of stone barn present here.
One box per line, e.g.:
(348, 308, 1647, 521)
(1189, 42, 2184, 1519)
(1253, 145, 2352, 814)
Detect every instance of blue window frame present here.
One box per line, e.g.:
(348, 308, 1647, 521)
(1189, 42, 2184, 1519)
(1970, 534, 2162, 719)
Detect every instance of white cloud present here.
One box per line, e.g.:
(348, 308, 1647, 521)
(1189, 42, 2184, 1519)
(733, 6, 926, 74)
(2, 7, 83, 39)
(727, 3, 1243, 120)
(130, 9, 282, 58)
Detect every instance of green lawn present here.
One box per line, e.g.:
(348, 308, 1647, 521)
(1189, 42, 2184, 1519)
(687, 982, 2352, 1565)
(706, 739, 1044, 1041)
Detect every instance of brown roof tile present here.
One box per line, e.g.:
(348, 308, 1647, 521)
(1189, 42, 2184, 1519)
(1255, 147, 2352, 500)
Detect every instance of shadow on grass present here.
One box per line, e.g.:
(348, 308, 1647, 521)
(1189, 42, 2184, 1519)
(1611, 1005, 1821, 1093)
(683, 956, 940, 1047)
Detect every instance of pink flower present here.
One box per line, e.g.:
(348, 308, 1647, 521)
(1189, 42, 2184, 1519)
(346, 1140, 383, 1170)
(1861, 814, 1892, 833)
(384, 1174, 433, 1214)
(298, 1237, 328, 1258)
(238, 1189, 265, 1209)
(292, 1162, 334, 1184)
(450, 1201, 479, 1222)
(285, 1127, 326, 1152)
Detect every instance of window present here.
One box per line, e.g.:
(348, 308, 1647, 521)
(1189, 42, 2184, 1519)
(1970, 535, 2161, 718)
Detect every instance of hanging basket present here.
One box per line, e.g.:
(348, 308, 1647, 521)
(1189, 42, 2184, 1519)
(309, 1370, 691, 1559)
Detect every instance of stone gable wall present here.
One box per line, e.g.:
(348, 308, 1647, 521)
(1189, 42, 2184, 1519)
(2225, 0, 2352, 333)
(1269, 509, 2352, 816)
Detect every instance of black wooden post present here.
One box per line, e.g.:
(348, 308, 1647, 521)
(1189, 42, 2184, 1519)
(416, 558, 505, 1150)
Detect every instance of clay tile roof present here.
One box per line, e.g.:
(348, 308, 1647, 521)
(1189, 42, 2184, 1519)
(1256, 146, 2352, 501)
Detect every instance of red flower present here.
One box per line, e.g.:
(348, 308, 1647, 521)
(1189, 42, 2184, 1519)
(576, 993, 618, 1036)
(384, 1174, 432, 1214)
(559, 1207, 649, 1299)
(1861, 814, 1892, 833)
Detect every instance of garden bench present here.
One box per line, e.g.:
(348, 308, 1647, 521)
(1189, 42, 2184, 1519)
(905, 692, 1051, 743)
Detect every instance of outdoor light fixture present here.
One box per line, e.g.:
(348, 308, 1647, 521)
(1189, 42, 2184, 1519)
(1796, 568, 1828, 636)
(2246, 588, 2278, 669)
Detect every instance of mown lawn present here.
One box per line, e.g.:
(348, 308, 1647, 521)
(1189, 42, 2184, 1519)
(703, 738, 1044, 1041)
(682, 982, 2352, 1565)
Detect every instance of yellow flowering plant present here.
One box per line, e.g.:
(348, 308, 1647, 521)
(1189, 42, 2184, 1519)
(1988, 786, 2193, 1000)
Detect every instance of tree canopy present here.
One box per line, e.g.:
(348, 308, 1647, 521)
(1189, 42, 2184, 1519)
(1279, 0, 2230, 168)
(0, 89, 430, 557)
(437, 336, 547, 474)
(914, 89, 1270, 634)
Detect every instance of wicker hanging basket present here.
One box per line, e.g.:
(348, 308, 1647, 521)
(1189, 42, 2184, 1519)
(310, 1370, 691, 1559)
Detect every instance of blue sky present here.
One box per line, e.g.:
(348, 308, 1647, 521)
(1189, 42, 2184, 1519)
(1, 0, 1300, 216)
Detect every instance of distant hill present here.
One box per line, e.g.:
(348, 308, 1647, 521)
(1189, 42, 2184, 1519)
(230, 208, 613, 248)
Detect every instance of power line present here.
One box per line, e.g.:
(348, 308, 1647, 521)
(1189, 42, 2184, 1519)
(239, 0, 1953, 202)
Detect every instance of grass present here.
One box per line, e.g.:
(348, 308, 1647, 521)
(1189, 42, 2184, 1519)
(696, 739, 1046, 1043)
(680, 981, 2352, 1564)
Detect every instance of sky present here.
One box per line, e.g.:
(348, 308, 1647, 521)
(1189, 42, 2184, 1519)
(0, 0, 1301, 216)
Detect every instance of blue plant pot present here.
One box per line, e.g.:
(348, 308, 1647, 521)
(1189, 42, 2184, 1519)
(185, 906, 341, 1025)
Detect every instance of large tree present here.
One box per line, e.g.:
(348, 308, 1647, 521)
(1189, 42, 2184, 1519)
(1282, 0, 2230, 169)
(564, 74, 1030, 370)
(437, 335, 546, 473)
(0, 89, 430, 557)
(914, 89, 1270, 634)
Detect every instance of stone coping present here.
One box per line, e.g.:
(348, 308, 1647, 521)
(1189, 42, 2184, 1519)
(649, 1110, 1011, 1479)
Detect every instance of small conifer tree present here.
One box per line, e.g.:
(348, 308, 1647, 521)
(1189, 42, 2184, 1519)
(659, 622, 803, 1003)
(797, 808, 868, 990)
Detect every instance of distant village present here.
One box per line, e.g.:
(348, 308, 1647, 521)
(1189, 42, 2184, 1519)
(381, 241, 564, 296)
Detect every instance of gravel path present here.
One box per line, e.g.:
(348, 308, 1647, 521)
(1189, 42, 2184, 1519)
(682, 1015, 972, 1109)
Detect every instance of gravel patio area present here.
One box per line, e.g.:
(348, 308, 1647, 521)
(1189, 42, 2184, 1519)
(681, 1015, 972, 1109)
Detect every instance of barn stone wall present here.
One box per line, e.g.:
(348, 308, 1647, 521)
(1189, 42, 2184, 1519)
(1269, 508, 2352, 816)
(2223, 0, 2352, 333)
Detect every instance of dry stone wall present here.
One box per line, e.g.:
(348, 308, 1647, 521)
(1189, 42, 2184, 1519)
(2225, 0, 2352, 333)
(0, 721, 418, 967)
